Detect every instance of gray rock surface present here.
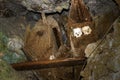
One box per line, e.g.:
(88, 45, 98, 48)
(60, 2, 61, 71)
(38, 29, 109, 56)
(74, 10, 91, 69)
(0, 59, 26, 80)
(84, 0, 119, 16)
(7, 0, 70, 13)
(21, 0, 70, 13)
(20, 0, 118, 14)
(81, 17, 120, 80)
(1, 0, 119, 16)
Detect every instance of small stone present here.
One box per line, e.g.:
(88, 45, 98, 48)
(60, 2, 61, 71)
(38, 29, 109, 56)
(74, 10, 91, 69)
(7, 37, 24, 51)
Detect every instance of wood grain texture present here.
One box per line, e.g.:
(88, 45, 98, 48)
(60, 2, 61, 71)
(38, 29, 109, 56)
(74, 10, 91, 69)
(11, 57, 86, 71)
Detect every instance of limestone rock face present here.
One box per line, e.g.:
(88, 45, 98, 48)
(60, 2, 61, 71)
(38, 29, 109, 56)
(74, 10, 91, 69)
(0, 59, 26, 80)
(23, 0, 70, 13)
(84, 0, 120, 38)
(83, 0, 118, 16)
(81, 17, 120, 80)
(7, 0, 70, 13)
(0, 17, 27, 37)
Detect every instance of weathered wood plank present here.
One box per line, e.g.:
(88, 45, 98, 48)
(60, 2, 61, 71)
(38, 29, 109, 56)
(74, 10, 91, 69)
(11, 58, 86, 71)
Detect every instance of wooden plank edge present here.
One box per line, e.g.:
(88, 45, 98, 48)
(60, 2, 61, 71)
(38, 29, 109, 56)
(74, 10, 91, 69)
(11, 57, 87, 71)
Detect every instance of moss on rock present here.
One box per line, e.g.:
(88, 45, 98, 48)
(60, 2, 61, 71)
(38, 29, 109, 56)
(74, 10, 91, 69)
(0, 59, 26, 80)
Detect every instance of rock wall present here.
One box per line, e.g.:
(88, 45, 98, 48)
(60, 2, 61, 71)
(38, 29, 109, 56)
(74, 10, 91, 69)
(83, 0, 120, 38)
(0, 0, 120, 80)
(81, 17, 120, 80)
(0, 59, 26, 80)
(4, 0, 70, 13)
(83, 0, 118, 16)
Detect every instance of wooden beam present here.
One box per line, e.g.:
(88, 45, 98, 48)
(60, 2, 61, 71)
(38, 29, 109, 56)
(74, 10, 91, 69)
(69, 0, 92, 23)
(11, 58, 86, 71)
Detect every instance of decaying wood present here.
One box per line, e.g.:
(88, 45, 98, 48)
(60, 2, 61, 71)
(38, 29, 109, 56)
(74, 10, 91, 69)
(23, 14, 73, 80)
(69, 0, 92, 23)
(66, 0, 98, 58)
(24, 14, 62, 61)
(11, 58, 86, 71)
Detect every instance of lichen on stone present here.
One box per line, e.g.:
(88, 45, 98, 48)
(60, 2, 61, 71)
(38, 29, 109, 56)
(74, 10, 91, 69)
(21, 0, 70, 13)
(81, 17, 120, 80)
(0, 32, 26, 63)
(0, 59, 26, 80)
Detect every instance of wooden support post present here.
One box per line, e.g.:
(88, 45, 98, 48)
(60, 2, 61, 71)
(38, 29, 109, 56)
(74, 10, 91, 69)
(69, 0, 92, 23)
(72, 66, 75, 80)
(11, 58, 86, 71)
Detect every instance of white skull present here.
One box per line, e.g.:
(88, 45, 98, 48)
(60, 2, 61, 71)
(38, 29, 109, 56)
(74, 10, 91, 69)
(73, 28, 82, 38)
(82, 26, 92, 35)
(49, 55, 56, 60)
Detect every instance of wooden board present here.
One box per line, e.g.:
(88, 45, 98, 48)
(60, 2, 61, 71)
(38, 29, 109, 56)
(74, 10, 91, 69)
(11, 57, 86, 71)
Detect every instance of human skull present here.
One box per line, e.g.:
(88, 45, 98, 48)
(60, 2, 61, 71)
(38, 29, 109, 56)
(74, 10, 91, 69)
(82, 26, 92, 35)
(49, 55, 56, 60)
(73, 28, 82, 38)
